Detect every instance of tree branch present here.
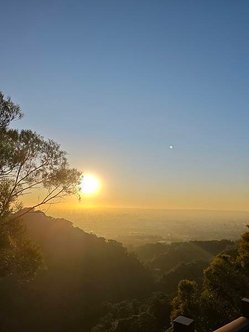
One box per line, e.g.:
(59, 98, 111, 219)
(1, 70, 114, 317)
(10, 186, 68, 221)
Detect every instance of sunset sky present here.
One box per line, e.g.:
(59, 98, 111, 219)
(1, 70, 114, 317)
(1, 1, 249, 211)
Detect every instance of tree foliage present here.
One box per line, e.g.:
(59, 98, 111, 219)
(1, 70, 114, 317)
(0, 92, 23, 129)
(170, 228, 249, 331)
(92, 292, 170, 332)
(171, 280, 199, 320)
(0, 92, 81, 218)
(0, 91, 81, 283)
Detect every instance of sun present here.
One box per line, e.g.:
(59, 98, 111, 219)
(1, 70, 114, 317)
(80, 174, 101, 195)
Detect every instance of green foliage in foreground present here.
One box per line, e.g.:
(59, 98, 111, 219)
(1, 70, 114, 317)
(171, 228, 249, 331)
(92, 293, 170, 332)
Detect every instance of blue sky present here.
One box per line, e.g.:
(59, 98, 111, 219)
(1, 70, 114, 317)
(1, 0, 249, 210)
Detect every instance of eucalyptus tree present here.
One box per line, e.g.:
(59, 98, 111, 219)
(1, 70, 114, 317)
(0, 91, 81, 218)
(0, 91, 81, 280)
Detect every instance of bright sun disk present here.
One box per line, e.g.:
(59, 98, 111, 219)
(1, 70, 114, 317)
(80, 174, 101, 195)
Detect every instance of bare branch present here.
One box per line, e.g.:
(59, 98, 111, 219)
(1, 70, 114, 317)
(11, 187, 67, 221)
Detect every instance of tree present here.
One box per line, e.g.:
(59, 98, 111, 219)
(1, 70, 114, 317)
(238, 226, 249, 271)
(171, 280, 199, 321)
(0, 92, 23, 129)
(0, 91, 81, 281)
(170, 228, 249, 331)
(0, 91, 81, 218)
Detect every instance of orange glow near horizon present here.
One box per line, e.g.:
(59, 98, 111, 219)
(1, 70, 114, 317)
(19, 177, 249, 213)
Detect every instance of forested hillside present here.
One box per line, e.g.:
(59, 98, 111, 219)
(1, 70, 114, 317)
(134, 240, 234, 295)
(1, 209, 243, 331)
(0, 211, 152, 331)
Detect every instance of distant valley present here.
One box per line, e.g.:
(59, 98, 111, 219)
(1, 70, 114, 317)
(50, 208, 249, 247)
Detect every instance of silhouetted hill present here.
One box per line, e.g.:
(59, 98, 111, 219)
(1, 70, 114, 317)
(134, 240, 234, 275)
(0, 211, 152, 332)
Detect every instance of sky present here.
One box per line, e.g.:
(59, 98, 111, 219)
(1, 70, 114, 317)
(0, 0, 249, 211)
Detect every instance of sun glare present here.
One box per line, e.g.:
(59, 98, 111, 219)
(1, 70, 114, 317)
(80, 174, 101, 195)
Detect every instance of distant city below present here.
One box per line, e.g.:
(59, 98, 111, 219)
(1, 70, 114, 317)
(45, 207, 249, 247)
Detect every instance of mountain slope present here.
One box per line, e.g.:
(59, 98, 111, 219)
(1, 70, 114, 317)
(1, 211, 152, 332)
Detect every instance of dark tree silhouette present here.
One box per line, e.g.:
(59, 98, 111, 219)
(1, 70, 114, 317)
(0, 91, 81, 283)
(0, 91, 81, 218)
